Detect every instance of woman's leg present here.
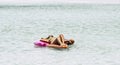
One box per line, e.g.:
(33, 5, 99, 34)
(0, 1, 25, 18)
(56, 34, 66, 45)
(49, 34, 68, 48)
(56, 37, 63, 45)
(59, 34, 65, 43)
(51, 35, 64, 45)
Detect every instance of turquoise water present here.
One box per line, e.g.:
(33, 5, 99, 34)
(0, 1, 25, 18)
(0, 4, 120, 65)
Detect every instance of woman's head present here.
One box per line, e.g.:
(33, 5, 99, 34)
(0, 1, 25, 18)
(66, 39, 75, 45)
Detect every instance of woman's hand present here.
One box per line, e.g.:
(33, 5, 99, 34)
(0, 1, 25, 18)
(61, 44, 68, 48)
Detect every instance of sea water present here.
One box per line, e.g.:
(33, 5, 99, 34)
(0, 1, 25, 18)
(0, 4, 120, 65)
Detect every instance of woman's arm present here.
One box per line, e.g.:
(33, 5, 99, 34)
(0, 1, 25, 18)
(47, 44, 68, 48)
(40, 38, 50, 43)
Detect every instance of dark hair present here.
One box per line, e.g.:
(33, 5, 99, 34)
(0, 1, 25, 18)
(67, 39, 74, 45)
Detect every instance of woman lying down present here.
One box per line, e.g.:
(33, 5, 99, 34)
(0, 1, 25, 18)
(34, 34, 75, 49)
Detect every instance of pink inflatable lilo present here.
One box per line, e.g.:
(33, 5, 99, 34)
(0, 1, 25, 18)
(34, 40, 48, 47)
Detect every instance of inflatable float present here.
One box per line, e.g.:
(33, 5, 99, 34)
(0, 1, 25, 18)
(34, 40, 48, 47)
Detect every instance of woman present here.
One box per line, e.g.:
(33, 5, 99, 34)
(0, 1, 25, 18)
(38, 34, 74, 48)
